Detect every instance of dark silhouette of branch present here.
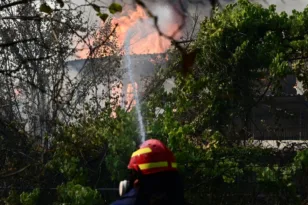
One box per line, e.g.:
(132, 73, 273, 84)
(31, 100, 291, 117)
(0, 0, 31, 11)
(134, 0, 200, 75)
(0, 38, 37, 48)
(0, 55, 52, 75)
(126, 99, 135, 112)
(1, 15, 41, 21)
(21, 55, 53, 62)
(178, 39, 196, 44)
(0, 165, 31, 178)
(0, 71, 47, 93)
(66, 23, 119, 107)
(252, 80, 272, 109)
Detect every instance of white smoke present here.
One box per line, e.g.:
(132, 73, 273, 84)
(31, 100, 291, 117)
(151, 4, 180, 35)
(128, 4, 177, 46)
(71, 0, 308, 38)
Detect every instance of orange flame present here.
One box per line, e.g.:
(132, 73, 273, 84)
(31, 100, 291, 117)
(77, 5, 182, 58)
(112, 5, 182, 55)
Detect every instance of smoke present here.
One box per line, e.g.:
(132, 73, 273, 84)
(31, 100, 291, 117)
(72, 0, 308, 22)
(109, 3, 183, 54)
(263, 0, 308, 13)
(175, 0, 308, 40)
(108, 0, 308, 44)
(72, 0, 308, 53)
(129, 4, 180, 43)
(151, 4, 182, 35)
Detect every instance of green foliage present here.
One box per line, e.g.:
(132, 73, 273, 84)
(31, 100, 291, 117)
(91, 4, 101, 13)
(4, 0, 308, 204)
(48, 107, 138, 178)
(144, 3, 308, 203)
(44, 106, 138, 203)
(91, 3, 123, 22)
(191, 0, 297, 135)
(56, 182, 102, 205)
(0, 105, 138, 204)
(109, 3, 123, 14)
(294, 149, 308, 168)
(3, 191, 21, 205)
(20, 189, 40, 205)
(47, 153, 86, 184)
(39, 3, 53, 15)
(146, 0, 308, 141)
(98, 13, 109, 22)
(38, 1, 122, 20)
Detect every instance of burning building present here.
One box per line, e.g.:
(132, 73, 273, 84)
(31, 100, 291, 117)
(69, 3, 180, 113)
(68, 1, 308, 145)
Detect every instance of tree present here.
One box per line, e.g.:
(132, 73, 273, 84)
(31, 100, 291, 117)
(0, 0, 125, 140)
(141, 1, 308, 203)
(0, 1, 127, 204)
(145, 0, 308, 143)
(3, 0, 308, 204)
(70, 19, 122, 116)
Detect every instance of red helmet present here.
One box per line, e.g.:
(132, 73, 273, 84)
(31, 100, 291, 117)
(128, 139, 177, 175)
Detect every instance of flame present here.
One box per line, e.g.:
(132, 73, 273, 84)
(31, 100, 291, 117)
(77, 4, 182, 58)
(112, 5, 182, 55)
(110, 82, 139, 117)
(125, 83, 138, 112)
(77, 4, 181, 117)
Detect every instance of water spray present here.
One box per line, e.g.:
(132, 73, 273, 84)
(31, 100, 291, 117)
(124, 31, 146, 143)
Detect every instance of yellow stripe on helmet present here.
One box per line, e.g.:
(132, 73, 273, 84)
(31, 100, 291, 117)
(171, 162, 177, 168)
(131, 147, 152, 157)
(138, 161, 169, 170)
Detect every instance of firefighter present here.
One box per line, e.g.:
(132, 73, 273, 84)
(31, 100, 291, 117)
(111, 139, 184, 205)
